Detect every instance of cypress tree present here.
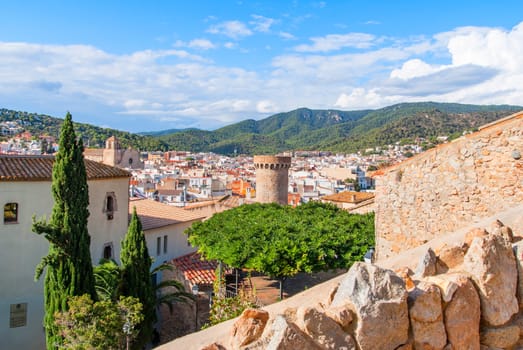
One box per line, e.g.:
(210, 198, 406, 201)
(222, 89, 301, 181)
(120, 207, 156, 348)
(33, 112, 96, 349)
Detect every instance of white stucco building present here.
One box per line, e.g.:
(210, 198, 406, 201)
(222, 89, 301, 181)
(0, 155, 130, 349)
(129, 198, 205, 271)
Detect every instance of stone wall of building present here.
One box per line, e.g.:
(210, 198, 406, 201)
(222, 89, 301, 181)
(253, 155, 291, 205)
(375, 112, 523, 260)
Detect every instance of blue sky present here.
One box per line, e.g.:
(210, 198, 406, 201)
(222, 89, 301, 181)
(1, 1, 523, 132)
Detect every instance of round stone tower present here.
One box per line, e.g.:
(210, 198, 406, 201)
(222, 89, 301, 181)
(253, 155, 291, 205)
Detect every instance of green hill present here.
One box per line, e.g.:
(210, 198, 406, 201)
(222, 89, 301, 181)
(1, 102, 521, 155)
(155, 102, 521, 154)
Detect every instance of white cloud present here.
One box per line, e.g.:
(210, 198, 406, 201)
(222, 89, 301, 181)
(279, 31, 296, 40)
(334, 88, 386, 109)
(390, 59, 443, 80)
(250, 15, 276, 33)
(294, 32, 377, 52)
(2, 21, 523, 132)
(174, 38, 216, 50)
(256, 100, 278, 113)
(207, 21, 253, 39)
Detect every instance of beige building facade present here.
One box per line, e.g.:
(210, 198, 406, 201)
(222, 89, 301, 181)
(0, 155, 130, 349)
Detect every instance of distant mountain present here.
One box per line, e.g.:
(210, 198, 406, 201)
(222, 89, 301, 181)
(154, 102, 522, 154)
(138, 128, 199, 136)
(2, 102, 521, 155)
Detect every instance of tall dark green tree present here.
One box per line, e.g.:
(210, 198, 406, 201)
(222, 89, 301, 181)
(120, 207, 156, 349)
(33, 112, 96, 349)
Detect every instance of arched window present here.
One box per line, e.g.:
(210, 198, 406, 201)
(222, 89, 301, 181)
(103, 192, 117, 220)
(4, 203, 18, 224)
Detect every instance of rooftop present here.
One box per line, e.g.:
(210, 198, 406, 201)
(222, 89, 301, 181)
(129, 198, 205, 231)
(321, 191, 375, 204)
(171, 252, 218, 286)
(0, 154, 131, 181)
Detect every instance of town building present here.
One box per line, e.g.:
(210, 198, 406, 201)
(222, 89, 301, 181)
(0, 155, 130, 349)
(84, 135, 144, 170)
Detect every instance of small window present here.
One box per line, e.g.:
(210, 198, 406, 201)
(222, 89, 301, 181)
(157, 237, 161, 256)
(103, 243, 113, 260)
(129, 158, 133, 165)
(4, 203, 18, 224)
(103, 193, 117, 220)
(163, 235, 168, 254)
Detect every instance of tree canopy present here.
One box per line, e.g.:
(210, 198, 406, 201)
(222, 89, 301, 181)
(186, 201, 374, 297)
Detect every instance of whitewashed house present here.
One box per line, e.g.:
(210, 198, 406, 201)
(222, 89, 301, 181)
(0, 155, 130, 349)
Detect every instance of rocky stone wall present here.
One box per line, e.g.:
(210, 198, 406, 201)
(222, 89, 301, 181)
(375, 112, 523, 260)
(194, 221, 523, 350)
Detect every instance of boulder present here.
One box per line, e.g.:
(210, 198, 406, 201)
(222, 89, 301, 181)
(488, 219, 513, 243)
(264, 315, 322, 350)
(480, 324, 520, 349)
(408, 281, 447, 350)
(443, 274, 480, 350)
(331, 262, 409, 350)
(414, 248, 437, 278)
(296, 305, 356, 350)
(325, 304, 353, 328)
(512, 240, 523, 307)
(435, 244, 466, 274)
(424, 276, 458, 303)
(201, 343, 227, 350)
(396, 266, 416, 291)
(462, 234, 518, 326)
(230, 309, 270, 349)
(464, 227, 488, 248)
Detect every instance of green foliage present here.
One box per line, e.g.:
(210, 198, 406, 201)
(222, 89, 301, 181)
(0, 108, 167, 151)
(94, 259, 122, 302)
(150, 263, 195, 315)
(120, 207, 155, 349)
(33, 112, 96, 349)
(204, 293, 258, 328)
(3, 103, 520, 155)
(54, 294, 143, 350)
(203, 269, 257, 328)
(187, 202, 375, 297)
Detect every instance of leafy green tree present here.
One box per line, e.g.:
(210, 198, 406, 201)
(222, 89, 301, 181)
(120, 207, 155, 349)
(54, 294, 143, 350)
(33, 112, 96, 349)
(187, 202, 374, 300)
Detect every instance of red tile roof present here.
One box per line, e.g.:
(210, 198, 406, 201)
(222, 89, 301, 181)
(171, 252, 218, 286)
(129, 198, 205, 231)
(321, 191, 374, 204)
(0, 155, 131, 181)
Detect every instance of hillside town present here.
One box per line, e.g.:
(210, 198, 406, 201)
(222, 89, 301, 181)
(0, 127, 432, 209)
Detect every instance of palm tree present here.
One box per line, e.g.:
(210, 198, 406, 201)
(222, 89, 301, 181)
(94, 259, 194, 312)
(152, 263, 195, 314)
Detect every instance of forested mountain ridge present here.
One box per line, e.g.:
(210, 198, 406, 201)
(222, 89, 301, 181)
(1, 102, 521, 155)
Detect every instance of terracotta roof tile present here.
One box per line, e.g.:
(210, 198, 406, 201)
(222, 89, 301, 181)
(0, 155, 130, 181)
(322, 191, 374, 204)
(129, 198, 205, 231)
(171, 252, 218, 286)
